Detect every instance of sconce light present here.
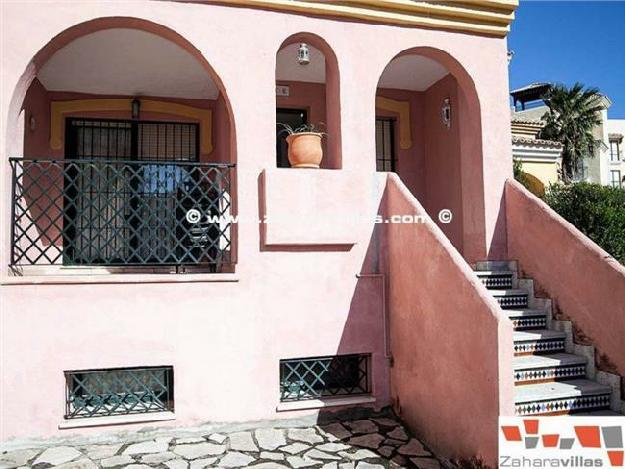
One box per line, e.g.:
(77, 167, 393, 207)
(29, 114, 36, 131)
(131, 98, 141, 119)
(507, 50, 515, 64)
(297, 43, 310, 65)
(442, 98, 451, 129)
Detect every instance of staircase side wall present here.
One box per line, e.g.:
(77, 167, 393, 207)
(505, 179, 625, 377)
(383, 174, 514, 466)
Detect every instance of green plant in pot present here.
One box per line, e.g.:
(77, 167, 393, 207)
(279, 123, 325, 168)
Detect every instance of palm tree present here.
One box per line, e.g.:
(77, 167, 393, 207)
(539, 83, 605, 183)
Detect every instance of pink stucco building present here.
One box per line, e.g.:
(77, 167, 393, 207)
(1, 1, 624, 465)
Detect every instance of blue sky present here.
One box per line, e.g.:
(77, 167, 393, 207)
(508, 1, 625, 118)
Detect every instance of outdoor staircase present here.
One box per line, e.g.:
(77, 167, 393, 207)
(474, 261, 624, 417)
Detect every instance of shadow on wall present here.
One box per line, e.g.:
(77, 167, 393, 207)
(310, 174, 514, 466)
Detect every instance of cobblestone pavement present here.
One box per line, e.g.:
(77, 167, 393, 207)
(0, 414, 444, 469)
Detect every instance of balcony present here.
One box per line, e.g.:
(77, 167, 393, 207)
(9, 158, 234, 274)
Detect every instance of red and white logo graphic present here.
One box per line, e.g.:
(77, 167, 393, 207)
(500, 417, 625, 467)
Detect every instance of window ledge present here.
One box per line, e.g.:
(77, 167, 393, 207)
(1, 272, 239, 286)
(58, 411, 175, 429)
(276, 395, 376, 412)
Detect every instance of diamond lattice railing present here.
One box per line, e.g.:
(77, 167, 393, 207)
(9, 158, 234, 269)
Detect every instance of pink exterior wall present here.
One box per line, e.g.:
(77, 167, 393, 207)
(0, 1, 514, 445)
(423, 75, 464, 253)
(383, 174, 514, 466)
(22, 80, 53, 158)
(506, 180, 625, 376)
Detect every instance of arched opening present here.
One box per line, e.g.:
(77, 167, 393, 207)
(8, 18, 237, 274)
(275, 33, 341, 169)
(375, 48, 485, 259)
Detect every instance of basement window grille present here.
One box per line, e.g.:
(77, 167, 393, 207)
(64, 366, 174, 419)
(279, 354, 371, 402)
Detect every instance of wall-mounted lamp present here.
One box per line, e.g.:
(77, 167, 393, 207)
(441, 98, 451, 129)
(29, 114, 36, 132)
(507, 50, 515, 65)
(297, 43, 310, 66)
(131, 98, 141, 119)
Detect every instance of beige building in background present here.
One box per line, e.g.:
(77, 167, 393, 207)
(510, 82, 624, 191)
(511, 116, 562, 195)
(606, 119, 625, 187)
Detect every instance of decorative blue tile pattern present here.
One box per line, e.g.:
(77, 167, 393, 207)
(514, 339, 565, 355)
(514, 365, 586, 383)
(478, 273, 514, 290)
(509, 315, 547, 330)
(515, 394, 611, 416)
(497, 295, 529, 309)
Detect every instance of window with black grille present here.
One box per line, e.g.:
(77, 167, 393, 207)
(279, 354, 370, 402)
(64, 366, 174, 419)
(63, 118, 207, 266)
(375, 118, 395, 172)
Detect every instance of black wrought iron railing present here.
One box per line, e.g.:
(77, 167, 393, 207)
(9, 158, 234, 270)
(279, 354, 371, 402)
(65, 366, 174, 419)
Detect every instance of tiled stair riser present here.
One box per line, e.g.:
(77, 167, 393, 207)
(515, 394, 612, 416)
(514, 339, 566, 356)
(509, 315, 547, 330)
(515, 365, 587, 384)
(477, 273, 514, 290)
(496, 294, 529, 309)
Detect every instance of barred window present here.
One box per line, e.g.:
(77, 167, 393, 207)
(375, 118, 395, 172)
(279, 354, 370, 402)
(611, 170, 622, 188)
(65, 366, 174, 419)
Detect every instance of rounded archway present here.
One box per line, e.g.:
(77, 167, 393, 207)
(274, 32, 341, 169)
(6, 17, 237, 273)
(374, 47, 486, 260)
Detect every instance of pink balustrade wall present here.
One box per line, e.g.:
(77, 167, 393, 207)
(383, 174, 514, 465)
(0, 1, 514, 451)
(506, 180, 625, 377)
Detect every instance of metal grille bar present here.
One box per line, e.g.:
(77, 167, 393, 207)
(279, 354, 371, 402)
(375, 118, 395, 172)
(9, 158, 234, 270)
(64, 366, 174, 419)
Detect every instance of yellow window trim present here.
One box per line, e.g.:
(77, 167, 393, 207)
(210, 0, 518, 37)
(50, 99, 213, 154)
(376, 96, 412, 150)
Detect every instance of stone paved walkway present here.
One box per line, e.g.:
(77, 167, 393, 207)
(1, 414, 443, 469)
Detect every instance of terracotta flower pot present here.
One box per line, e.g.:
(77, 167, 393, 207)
(286, 132, 323, 168)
